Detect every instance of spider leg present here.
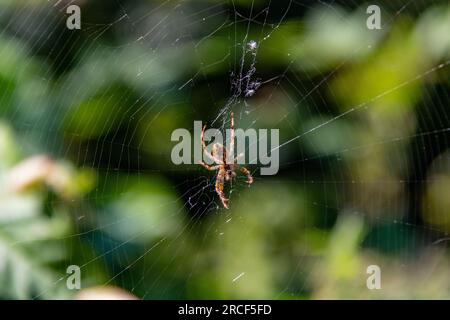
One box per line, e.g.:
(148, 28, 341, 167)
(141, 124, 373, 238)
(228, 112, 234, 164)
(215, 168, 229, 209)
(201, 124, 222, 164)
(198, 161, 220, 171)
(240, 166, 253, 184)
(234, 152, 244, 163)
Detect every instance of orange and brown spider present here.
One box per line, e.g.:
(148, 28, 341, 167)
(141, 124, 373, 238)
(199, 112, 253, 209)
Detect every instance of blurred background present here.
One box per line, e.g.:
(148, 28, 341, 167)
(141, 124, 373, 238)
(0, 0, 449, 299)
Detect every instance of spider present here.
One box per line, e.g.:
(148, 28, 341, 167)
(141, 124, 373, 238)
(199, 112, 253, 209)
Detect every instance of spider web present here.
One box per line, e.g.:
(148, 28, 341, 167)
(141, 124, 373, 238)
(1, 0, 450, 299)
